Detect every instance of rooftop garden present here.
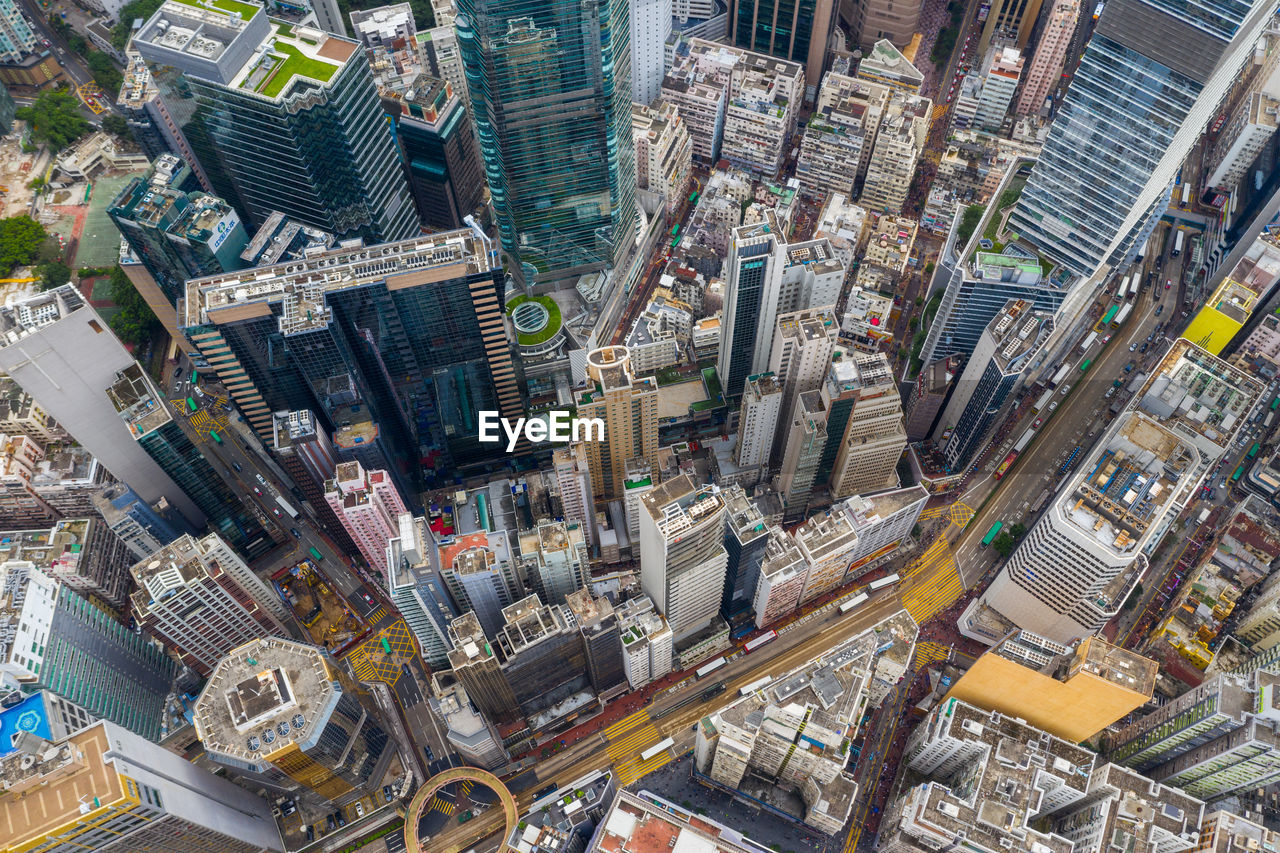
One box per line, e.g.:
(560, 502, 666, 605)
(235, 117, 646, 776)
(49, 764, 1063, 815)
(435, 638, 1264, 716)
(506, 294, 562, 346)
(254, 41, 338, 98)
(171, 0, 260, 20)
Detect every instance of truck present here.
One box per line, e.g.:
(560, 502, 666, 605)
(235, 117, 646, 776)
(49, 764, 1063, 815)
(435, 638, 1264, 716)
(1035, 389, 1054, 411)
(1173, 230, 1185, 256)
(275, 496, 299, 519)
(1181, 184, 1192, 206)
(1113, 303, 1133, 326)
(1080, 331, 1098, 351)
(1014, 428, 1035, 453)
(1049, 364, 1071, 388)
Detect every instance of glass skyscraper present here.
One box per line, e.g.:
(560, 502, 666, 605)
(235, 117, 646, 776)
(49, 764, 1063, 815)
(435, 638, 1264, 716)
(456, 1, 636, 283)
(132, 0, 417, 242)
(729, 0, 837, 90)
(1008, 0, 1276, 280)
(181, 230, 521, 490)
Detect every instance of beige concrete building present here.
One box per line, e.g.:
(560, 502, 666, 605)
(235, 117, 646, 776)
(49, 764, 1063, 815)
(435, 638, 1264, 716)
(848, 0, 924, 48)
(722, 50, 805, 178)
(796, 62, 892, 199)
(860, 92, 931, 213)
(1016, 0, 1078, 116)
(575, 346, 660, 501)
(633, 100, 694, 215)
(828, 352, 906, 499)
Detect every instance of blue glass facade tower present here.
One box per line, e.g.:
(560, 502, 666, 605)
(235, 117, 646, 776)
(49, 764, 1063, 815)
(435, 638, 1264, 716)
(1008, 0, 1277, 280)
(456, 1, 636, 283)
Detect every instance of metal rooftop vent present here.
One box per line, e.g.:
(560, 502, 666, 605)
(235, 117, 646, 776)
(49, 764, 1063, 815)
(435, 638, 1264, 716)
(247, 736, 261, 751)
(292, 714, 306, 730)
(277, 721, 290, 737)
(262, 728, 276, 744)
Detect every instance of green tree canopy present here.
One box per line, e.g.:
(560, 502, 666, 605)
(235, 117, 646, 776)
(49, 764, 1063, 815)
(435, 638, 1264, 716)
(15, 91, 90, 152)
(87, 52, 123, 97)
(107, 265, 160, 346)
(0, 216, 49, 274)
(101, 113, 130, 138)
(112, 0, 165, 49)
(37, 261, 71, 291)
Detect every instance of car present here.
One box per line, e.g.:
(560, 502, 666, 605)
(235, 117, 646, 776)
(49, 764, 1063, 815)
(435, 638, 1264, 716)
(1060, 384, 1071, 395)
(325, 815, 336, 831)
(1140, 342, 1149, 353)
(362, 592, 375, 605)
(1129, 343, 1137, 352)
(256, 474, 267, 485)
(305, 825, 315, 842)
(1033, 417, 1043, 428)
(1165, 279, 1172, 289)
(1101, 335, 1111, 344)
(1147, 333, 1154, 342)
(291, 528, 302, 539)
(384, 785, 394, 803)
(1106, 387, 1117, 398)
(1048, 401, 1059, 412)
(355, 803, 364, 818)
(273, 508, 282, 517)
(253, 487, 262, 495)
(281, 800, 296, 817)
(1155, 304, 1164, 316)
(232, 462, 243, 472)
(336, 813, 346, 828)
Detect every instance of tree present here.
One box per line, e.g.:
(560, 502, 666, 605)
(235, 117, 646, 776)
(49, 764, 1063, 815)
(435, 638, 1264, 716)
(0, 215, 48, 274)
(15, 91, 90, 152)
(956, 204, 986, 246)
(87, 52, 123, 97)
(112, 0, 165, 49)
(924, 261, 935, 275)
(107, 265, 160, 345)
(37, 261, 71, 290)
(101, 113, 130, 138)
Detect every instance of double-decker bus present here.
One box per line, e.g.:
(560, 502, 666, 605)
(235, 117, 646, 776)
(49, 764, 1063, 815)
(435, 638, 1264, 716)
(743, 630, 777, 653)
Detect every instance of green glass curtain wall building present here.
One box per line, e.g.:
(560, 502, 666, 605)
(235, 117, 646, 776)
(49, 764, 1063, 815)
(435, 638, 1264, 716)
(456, 1, 637, 284)
(132, 0, 418, 243)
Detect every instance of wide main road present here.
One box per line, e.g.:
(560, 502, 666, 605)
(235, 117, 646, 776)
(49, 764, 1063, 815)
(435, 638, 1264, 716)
(952, 269, 1172, 587)
(418, 592, 907, 852)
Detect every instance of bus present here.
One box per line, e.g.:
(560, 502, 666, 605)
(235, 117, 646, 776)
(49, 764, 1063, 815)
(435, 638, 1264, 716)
(695, 657, 727, 679)
(640, 737, 675, 762)
(994, 451, 1018, 479)
(1030, 489, 1051, 513)
(209, 430, 222, 444)
(743, 630, 777, 653)
(1080, 331, 1098, 351)
(1173, 230, 1185, 256)
(868, 573, 900, 591)
(1101, 304, 1120, 325)
(1014, 428, 1035, 453)
(1233, 465, 1246, 483)
(738, 677, 772, 697)
(191, 369, 199, 385)
(671, 224, 680, 236)
(276, 496, 299, 518)
(839, 592, 870, 613)
(1050, 364, 1071, 387)
(1249, 443, 1262, 459)
(1271, 397, 1279, 411)
(981, 521, 1004, 548)
(1113, 303, 1133, 326)
(689, 190, 699, 204)
(1080, 359, 1092, 373)
(187, 397, 198, 412)
(308, 546, 324, 562)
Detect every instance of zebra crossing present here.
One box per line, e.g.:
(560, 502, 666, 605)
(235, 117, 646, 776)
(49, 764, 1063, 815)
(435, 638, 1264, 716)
(603, 709, 670, 787)
(426, 794, 454, 815)
(912, 641, 952, 669)
(900, 539, 965, 623)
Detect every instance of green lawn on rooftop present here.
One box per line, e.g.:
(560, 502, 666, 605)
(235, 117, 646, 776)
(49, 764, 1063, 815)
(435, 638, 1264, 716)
(170, 0, 259, 19)
(257, 42, 337, 97)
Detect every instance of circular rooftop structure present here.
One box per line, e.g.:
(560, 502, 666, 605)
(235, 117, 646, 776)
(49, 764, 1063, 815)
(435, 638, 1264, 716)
(407, 766, 517, 852)
(507, 294, 564, 356)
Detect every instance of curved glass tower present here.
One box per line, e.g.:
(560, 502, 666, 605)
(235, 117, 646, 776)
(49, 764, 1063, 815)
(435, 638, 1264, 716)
(456, 0, 637, 284)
